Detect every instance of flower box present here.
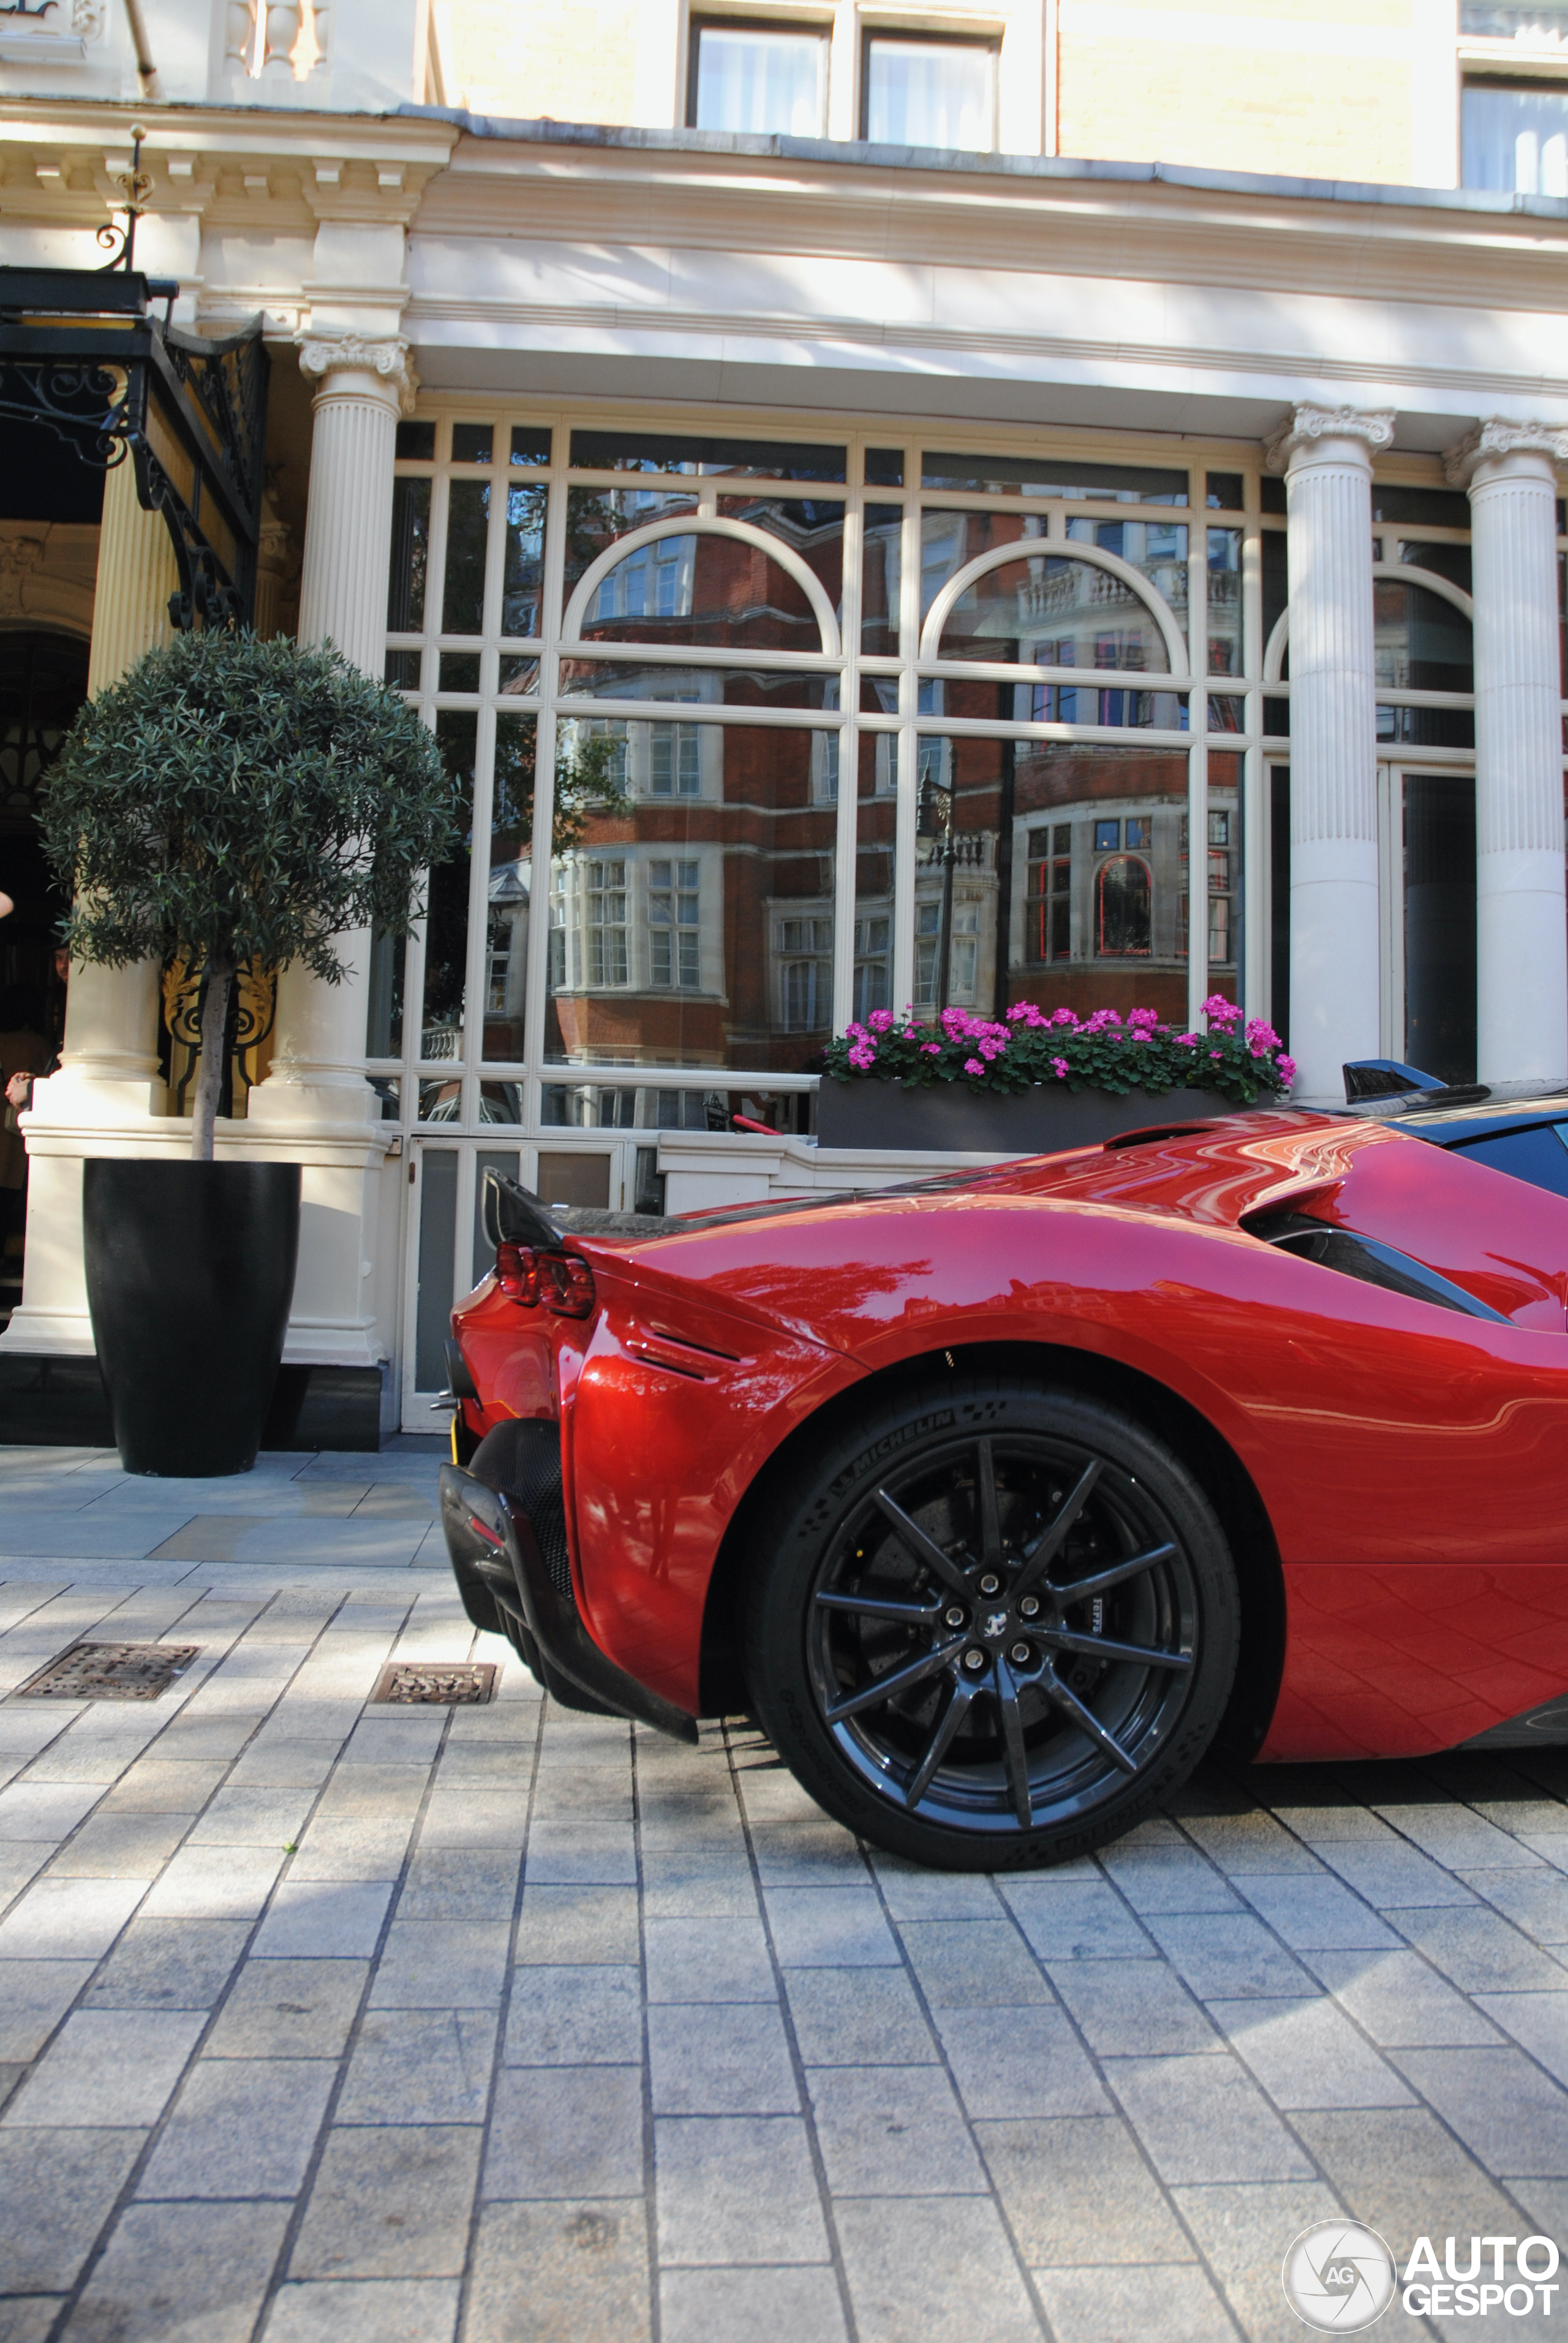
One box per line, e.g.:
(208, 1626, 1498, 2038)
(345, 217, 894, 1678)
(816, 1078, 1248, 1154)
(815, 997, 1295, 1156)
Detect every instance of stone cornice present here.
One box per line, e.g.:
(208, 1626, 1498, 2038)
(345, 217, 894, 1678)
(1264, 406, 1397, 473)
(0, 100, 459, 168)
(297, 334, 418, 415)
(1444, 418, 1568, 486)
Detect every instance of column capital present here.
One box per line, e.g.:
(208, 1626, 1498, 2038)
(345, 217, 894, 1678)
(296, 334, 418, 418)
(1443, 418, 1568, 488)
(1264, 404, 1396, 475)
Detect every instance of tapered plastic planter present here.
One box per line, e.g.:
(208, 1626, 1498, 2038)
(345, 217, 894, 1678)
(82, 1159, 301, 1477)
(815, 1081, 1251, 1154)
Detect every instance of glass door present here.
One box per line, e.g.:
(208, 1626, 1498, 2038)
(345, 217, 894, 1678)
(1401, 771, 1476, 1084)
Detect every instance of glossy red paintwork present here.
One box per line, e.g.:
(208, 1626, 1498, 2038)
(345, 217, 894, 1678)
(450, 1109, 1568, 1757)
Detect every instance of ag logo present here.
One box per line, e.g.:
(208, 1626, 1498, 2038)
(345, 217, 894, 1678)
(1282, 2220, 1396, 2332)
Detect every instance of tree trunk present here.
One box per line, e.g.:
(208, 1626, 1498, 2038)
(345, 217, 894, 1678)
(190, 947, 234, 1163)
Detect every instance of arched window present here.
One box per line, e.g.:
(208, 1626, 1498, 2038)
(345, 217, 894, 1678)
(1267, 570, 1476, 747)
(570, 526, 831, 657)
(938, 552, 1174, 674)
(1096, 856, 1152, 958)
(1373, 578, 1472, 693)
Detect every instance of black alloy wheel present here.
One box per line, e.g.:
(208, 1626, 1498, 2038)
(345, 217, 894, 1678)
(745, 1377, 1238, 1870)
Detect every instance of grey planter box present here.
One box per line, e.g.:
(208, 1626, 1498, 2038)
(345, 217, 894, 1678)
(815, 1079, 1254, 1155)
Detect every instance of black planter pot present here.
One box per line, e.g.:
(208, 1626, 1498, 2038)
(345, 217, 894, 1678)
(83, 1158, 301, 1477)
(815, 1079, 1254, 1155)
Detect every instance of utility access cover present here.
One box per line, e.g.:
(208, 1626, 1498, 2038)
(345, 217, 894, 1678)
(15, 1641, 201, 1700)
(371, 1662, 497, 1706)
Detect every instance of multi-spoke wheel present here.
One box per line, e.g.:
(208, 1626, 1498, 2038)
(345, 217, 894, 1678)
(745, 1378, 1239, 1869)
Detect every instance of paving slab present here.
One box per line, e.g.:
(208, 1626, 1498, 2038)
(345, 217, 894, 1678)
(64, 2198, 292, 2343)
(4, 1444, 1568, 2339)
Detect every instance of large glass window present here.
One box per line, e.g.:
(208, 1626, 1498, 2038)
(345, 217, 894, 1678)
(690, 21, 827, 136)
(545, 720, 835, 1072)
(387, 413, 1472, 1199)
(382, 413, 1526, 1410)
(865, 36, 996, 149)
(912, 741, 1193, 1026)
(1374, 580, 1475, 747)
(1463, 77, 1568, 192)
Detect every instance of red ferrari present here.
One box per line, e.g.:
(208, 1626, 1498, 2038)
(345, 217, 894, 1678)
(439, 1109, 1568, 1871)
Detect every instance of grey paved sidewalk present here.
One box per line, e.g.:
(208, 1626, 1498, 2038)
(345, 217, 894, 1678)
(2, 1447, 1568, 2339)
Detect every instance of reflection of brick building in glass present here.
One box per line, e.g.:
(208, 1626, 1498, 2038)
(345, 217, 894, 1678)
(905, 734, 1239, 1028)
(545, 519, 843, 1076)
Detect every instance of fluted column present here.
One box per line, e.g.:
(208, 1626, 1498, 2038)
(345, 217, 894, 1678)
(252, 336, 414, 1129)
(1446, 420, 1568, 1092)
(252, 496, 293, 640)
(295, 334, 410, 671)
(57, 453, 176, 1106)
(1264, 406, 1395, 1104)
(2, 451, 179, 1360)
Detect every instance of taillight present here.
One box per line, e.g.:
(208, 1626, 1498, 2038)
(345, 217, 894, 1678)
(494, 1244, 595, 1319)
(494, 1243, 540, 1305)
(542, 1254, 596, 1318)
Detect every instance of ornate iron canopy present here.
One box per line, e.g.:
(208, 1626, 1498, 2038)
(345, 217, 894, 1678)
(0, 266, 270, 632)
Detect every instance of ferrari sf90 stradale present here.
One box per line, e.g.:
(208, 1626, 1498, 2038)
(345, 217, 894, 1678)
(440, 1109, 1568, 1869)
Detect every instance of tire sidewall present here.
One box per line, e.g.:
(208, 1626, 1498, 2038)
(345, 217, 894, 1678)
(746, 1377, 1239, 1872)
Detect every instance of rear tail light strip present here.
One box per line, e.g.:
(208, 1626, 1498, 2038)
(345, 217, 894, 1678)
(496, 1243, 597, 1319)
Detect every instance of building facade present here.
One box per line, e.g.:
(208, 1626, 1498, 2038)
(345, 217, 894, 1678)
(2, 0, 1568, 1434)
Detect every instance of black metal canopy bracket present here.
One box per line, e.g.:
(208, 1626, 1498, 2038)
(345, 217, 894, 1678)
(0, 266, 270, 632)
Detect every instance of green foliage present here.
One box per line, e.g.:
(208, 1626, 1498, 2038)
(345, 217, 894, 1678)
(552, 728, 630, 852)
(822, 997, 1296, 1107)
(42, 630, 458, 986)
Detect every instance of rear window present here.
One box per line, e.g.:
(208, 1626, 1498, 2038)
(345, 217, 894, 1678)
(1448, 1125, 1568, 1202)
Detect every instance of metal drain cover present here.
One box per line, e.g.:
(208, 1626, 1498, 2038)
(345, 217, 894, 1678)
(16, 1641, 201, 1701)
(371, 1662, 497, 1706)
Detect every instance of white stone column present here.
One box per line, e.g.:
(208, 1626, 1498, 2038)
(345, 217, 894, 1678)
(252, 496, 293, 640)
(1445, 420, 1568, 1093)
(55, 455, 176, 1107)
(245, 337, 414, 1390)
(1264, 405, 1395, 1105)
(1, 454, 181, 1359)
(251, 336, 413, 1133)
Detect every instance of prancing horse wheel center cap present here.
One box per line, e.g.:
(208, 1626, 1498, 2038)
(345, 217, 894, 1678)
(983, 1611, 1008, 1640)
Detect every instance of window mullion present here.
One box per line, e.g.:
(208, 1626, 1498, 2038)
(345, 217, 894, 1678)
(833, 457, 864, 1037)
(521, 466, 571, 1127)
(1242, 499, 1270, 1022)
(1188, 532, 1211, 1032)
(463, 701, 497, 1090)
(894, 463, 921, 1017)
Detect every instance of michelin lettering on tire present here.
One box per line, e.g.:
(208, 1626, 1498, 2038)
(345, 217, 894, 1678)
(1282, 2220, 1396, 2333)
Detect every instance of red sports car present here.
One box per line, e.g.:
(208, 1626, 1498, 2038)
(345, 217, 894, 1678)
(439, 1109, 1568, 1871)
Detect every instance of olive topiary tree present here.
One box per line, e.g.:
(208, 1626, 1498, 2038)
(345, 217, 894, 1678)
(42, 630, 457, 1160)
